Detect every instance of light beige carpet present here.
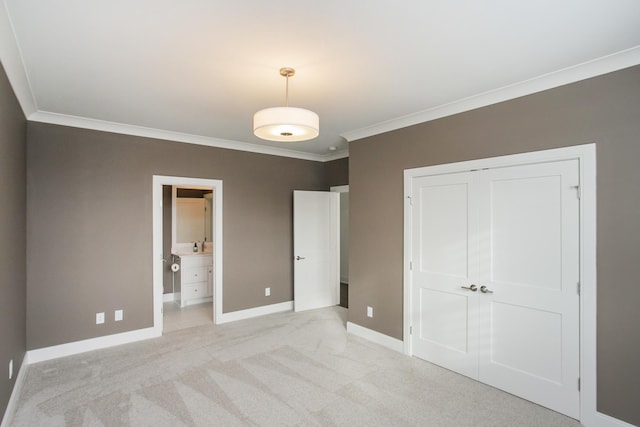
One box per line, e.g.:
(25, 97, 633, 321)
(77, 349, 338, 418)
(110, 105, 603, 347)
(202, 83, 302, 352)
(8, 307, 581, 426)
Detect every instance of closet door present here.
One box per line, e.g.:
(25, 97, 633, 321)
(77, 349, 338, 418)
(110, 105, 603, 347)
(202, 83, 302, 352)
(409, 159, 580, 419)
(410, 172, 480, 379)
(477, 160, 580, 418)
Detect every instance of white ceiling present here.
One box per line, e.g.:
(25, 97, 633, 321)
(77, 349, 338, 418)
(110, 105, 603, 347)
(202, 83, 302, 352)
(2, 1, 640, 160)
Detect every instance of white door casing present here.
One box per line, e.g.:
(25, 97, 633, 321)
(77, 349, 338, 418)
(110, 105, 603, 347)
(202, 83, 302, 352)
(152, 176, 223, 331)
(330, 185, 349, 285)
(293, 190, 339, 312)
(404, 145, 597, 423)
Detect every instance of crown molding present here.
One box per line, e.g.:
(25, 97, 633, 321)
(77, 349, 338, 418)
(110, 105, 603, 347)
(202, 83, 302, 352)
(29, 111, 348, 162)
(0, 0, 37, 117)
(341, 46, 640, 142)
(323, 150, 349, 161)
(1, 3, 349, 163)
(7, 0, 635, 159)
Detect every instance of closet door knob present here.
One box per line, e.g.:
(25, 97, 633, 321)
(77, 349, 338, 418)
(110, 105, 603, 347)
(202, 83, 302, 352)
(480, 285, 493, 294)
(461, 284, 477, 292)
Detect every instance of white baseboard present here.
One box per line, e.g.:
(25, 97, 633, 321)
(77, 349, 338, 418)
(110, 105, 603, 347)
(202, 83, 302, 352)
(591, 411, 636, 427)
(344, 327, 632, 427)
(10, 311, 636, 427)
(346, 321, 404, 353)
(162, 293, 175, 303)
(24, 302, 292, 364)
(217, 301, 293, 324)
(1, 354, 27, 427)
(25, 327, 160, 364)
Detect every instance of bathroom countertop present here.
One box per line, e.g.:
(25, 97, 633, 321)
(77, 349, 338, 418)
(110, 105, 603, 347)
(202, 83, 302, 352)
(173, 252, 213, 257)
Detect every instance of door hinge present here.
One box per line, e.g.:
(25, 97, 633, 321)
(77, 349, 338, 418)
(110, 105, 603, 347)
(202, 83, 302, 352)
(409, 261, 413, 270)
(407, 195, 413, 205)
(577, 282, 581, 295)
(578, 377, 581, 391)
(572, 185, 581, 200)
(410, 326, 413, 335)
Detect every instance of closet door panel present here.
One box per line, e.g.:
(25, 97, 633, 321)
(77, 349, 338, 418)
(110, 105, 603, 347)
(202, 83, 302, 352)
(410, 172, 479, 379)
(488, 174, 562, 290)
(477, 160, 580, 419)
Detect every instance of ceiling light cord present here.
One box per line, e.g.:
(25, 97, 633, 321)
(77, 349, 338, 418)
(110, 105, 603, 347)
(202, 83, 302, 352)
(281, 67, 294, 107)
(285, 73, 289, 107)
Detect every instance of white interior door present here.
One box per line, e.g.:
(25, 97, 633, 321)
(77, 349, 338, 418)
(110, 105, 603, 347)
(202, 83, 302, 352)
(409, 159, 580, 418)
(293, 190, 339, 312)
(410, 172, 480, 379)
(477, 160, 580, 418)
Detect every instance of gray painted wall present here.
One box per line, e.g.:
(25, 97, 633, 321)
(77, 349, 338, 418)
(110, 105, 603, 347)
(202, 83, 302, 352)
(0, 63, 27, 418)
(26, 123, 327, 350)
(348, 65, 640, 425)
(325, 157, 349, 187)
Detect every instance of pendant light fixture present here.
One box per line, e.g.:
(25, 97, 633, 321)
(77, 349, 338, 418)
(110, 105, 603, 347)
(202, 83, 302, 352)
(253, 67, 319, 142)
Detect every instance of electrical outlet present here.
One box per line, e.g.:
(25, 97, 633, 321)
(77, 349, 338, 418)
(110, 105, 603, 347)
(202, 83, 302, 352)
(367, 306, 373, 318)
(9, 359, 13, 380)
(265, 287, 271, 297)
(115, 309, 123, 321)
(96, 312, 105, 324)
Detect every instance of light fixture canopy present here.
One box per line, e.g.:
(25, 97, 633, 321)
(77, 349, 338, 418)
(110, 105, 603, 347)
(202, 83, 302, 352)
(253, 67, 319, 142)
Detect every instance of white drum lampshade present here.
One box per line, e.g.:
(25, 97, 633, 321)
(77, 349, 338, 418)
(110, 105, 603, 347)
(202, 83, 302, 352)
(253, 67, 319, 142)
(253, 106, 319, 142)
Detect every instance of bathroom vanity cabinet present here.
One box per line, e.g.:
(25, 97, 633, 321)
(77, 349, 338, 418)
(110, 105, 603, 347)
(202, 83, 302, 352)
(179, 253, 213, 307)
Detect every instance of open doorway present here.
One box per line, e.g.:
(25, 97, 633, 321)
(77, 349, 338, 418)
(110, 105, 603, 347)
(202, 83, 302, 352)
(331, 185, 349, 308)
(163, 185, 213, 332)
(152, 176, 223, 335)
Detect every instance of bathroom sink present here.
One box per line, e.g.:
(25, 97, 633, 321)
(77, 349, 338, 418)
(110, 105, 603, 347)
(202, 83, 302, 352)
(174, 251, 212, 256)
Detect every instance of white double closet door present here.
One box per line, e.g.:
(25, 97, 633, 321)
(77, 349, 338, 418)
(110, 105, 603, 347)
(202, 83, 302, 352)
(410, 159, 580, 418)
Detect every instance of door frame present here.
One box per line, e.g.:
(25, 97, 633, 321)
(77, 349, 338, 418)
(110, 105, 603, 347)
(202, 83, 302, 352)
(330, 185, 349, 293)
(403, 144, 597, 425)
(152, 175, 224, 332)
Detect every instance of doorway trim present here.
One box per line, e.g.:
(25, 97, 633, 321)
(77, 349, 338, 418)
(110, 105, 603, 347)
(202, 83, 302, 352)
(331, 185, 349, 297)
(152, 175, 223, 333)
(403, 144, 599, 425)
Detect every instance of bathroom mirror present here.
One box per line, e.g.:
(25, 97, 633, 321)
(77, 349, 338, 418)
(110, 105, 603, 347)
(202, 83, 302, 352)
(176, 198, 206, 242)
(172, 186, 214, 248)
